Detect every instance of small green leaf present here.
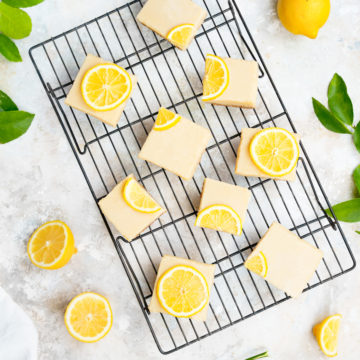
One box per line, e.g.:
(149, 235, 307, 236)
(353, 122, 360, 154)
(356, 231, 360, 235)
(326, 199, 360, 223)
(0, 90, 18, 111)
(0, 110, 34, 144)
(353, 165, 360, 194)
(312, 98, 352, 134)
(0, 2, 32, 39)
(245, 352, 269, 360)
(328, 73, 354, 126)
(2, 0, 44, 8)
(0, 34, 21, 62)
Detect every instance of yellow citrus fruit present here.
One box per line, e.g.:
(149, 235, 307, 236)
(249, 127, 299, 177)
(81, 63, 132, 111)
(202, 54, 229, 101)
(313, 314, 342, 357)
(195, 204, 242, 236)
(27, 220, 76, 270)
(245, 251, 268, 278)
(123, 176, 161, 213)
(157, 265, 209, 318)
(277, 0, 330, 39)
(64, 292, 113, 343)
(153, 107, 181, 131)
(167, 24, 195, 49)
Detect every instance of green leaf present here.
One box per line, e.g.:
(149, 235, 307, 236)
(325, 198, 360, 223)
(312, 98, 352, 134)
(0, 2, 32, 39)
(2, 0, 44, 8)
(0, 90, 18, 111)
(0, 33, 21, 62)
(356, 231, 360, 235)
(0, 110, 34, 143)
(353, 165, 360, 194)
(327, 73, 354, 126)
(353, 122, 360, 154)
(245, 352, 269, 360)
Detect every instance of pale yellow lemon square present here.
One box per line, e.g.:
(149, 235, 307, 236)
(65, 54, 137, 128)
(235, 128, 300, 181)
(149, 255, 215, 321)
(98, 174, 166, 241)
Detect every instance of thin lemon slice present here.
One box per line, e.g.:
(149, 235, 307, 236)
(195, 204, 242, 236)
(157, 265, 209, 318)
(153, 107, 181, 131)
(65, 292, 113, 343)
(167, 24, 195, 49)
(27, 220, 76, 270)
(313, 314, 342, 357)
(81, 63, 132, 111)
(123, 177, 161, 213)
(249, 127, 299, 177)
(245, 251, 268, 278)
(202, 54, 229, 101)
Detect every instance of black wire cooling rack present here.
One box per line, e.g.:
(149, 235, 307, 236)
(30, 0, 356, 354)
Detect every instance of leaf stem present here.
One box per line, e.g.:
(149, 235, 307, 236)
(245, 351, 269, 360)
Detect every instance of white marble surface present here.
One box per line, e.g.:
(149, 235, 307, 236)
(1, 0, 360, 359)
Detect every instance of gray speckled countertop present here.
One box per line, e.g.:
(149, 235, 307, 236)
(1, 0, 360, 359)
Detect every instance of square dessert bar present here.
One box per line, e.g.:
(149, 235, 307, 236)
(65, 54, 137, 127)
(149, 255, 215, 321)
(196, 178, 251, 234)
(98, 174, 165, 241)
(245, 222, 323, 298)
(139, 109, 211, 180)
(204, 56, 258, 108)
(235, 128, 300, 181)
(136, 0, 207, 50)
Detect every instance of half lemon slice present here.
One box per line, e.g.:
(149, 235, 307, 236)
(202, 54, 229, 101)
(81, 63, 132, 111)
(195, 204, 242, 236)
(153, 107, 181, 131)
(245, 251, 268, 278)
(167, 24, 195, 49)
(249, 127, 299, 177)
(157, 265, 209, 318)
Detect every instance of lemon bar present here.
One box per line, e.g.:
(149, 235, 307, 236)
(149, 255, 215, 321)
(65, 54, 137, 127)
(98, 174, 165, 241)
(138, 109, 211, 180)
(245, 222, 323, 298)
(235, 128, 300, 181)
(136, 0, 207, 50)
(196, 178, 251, 234)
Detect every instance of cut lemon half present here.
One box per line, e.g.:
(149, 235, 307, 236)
(157, 265, 209, 318)
(64, 292, 113, 343)
(123, 177, 161, 213)
(202, 54, 229, 101)
(195, 204, 242, 236)
(27, 220, 76, 270)
(153, 107, 181, 131)
(313, 314, 342, 357)
(249, 127, 299, 177)
(245, 251, 268, 278)
(167, 24, 195, 49)
(81, 63, 132, 111)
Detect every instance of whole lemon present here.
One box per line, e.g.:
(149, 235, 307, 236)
(277, 0, 330, 39)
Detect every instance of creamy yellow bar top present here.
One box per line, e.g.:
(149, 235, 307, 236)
(149, 255, 215, 321)
(65, 54, 137, 128)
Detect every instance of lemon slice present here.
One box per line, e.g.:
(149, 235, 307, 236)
(249, 127, 299, 177)
(27, 220, 77, 270)
(123, 177, 161, 213)
(202, 54, 229, 101)
(195, 204, 242, 236)
(153, 107, 181, 131)
(167, 24, 195, 49)
(81, 63, 132, 111)
(157, 265, 209, 318)
(313, 314, 342, 357)
(65, 292, 113, 343)
(245, 251, 268, 278)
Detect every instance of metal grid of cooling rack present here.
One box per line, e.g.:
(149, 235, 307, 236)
(29, 0, 355, 354)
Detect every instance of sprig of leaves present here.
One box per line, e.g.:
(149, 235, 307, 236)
(245, 351, 269, 360)
(0, 90, 34, 143)
(0, 0, 44, 62)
